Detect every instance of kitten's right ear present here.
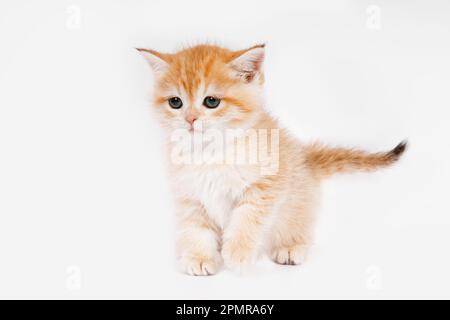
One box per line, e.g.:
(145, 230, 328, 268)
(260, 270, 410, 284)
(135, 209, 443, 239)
(136, 48, 170, 74)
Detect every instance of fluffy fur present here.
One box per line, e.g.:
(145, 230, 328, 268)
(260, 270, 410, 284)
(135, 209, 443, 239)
(137, 44, 406, 275)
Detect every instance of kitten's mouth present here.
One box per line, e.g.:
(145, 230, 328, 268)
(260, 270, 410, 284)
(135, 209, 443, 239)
(187, 120, 208, 133)
(189, 123, 203, 133)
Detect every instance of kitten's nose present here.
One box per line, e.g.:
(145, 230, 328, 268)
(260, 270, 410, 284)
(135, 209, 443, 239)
(186, 115, 197, 125)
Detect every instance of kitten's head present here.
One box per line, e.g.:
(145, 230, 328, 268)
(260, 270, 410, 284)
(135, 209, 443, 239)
(137, 44, 265, 132)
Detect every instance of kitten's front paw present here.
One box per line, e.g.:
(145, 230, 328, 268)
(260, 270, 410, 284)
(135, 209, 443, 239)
(178, 253, 222, 276)
(222, 241, 257, 274)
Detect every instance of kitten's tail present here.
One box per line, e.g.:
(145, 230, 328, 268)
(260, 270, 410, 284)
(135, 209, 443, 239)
(304, 140, 407, 178)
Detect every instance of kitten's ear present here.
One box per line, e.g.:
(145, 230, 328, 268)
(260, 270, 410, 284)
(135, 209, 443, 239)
(136, 48, 171, 74)
(228, 44, 265, 82)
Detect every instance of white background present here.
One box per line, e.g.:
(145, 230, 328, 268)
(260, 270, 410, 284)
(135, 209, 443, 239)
(0, 0, 449, 299)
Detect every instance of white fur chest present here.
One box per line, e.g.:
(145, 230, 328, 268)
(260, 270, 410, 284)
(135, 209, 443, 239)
(172, 164, 251, 227)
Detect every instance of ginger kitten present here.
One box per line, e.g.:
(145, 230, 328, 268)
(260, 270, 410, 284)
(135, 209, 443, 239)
(137, 44, 406, 275)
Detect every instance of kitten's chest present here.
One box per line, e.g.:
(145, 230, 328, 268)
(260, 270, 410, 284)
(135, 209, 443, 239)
(173, 165, 251, 227)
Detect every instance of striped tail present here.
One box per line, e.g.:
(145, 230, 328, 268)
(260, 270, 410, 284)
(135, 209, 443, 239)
(304, 141, 407, 178)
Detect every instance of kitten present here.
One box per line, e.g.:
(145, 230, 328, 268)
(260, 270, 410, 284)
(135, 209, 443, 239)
(137, 44, 406, 275)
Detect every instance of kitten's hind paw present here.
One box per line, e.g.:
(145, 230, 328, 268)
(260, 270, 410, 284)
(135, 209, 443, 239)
(270, 244, 308, 266)
(178, 254, 222, 276)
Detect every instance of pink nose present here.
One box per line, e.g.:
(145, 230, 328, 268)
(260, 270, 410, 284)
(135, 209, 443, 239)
(186, 115, 197, 125)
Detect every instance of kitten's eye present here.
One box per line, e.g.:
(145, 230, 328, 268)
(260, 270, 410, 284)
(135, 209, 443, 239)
(168, 97, 183, 109)
(203, 96, 221, 109)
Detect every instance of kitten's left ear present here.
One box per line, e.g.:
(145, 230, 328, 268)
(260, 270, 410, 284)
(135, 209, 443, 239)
(136, 48, 171, 75)
(228, 44, 265, 82)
